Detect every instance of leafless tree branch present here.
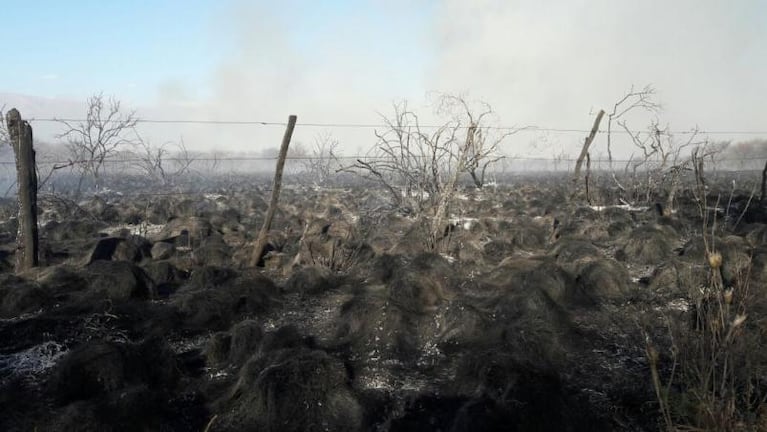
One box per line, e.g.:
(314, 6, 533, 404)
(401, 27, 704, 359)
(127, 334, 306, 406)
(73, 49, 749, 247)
(54, 93, 139, 192)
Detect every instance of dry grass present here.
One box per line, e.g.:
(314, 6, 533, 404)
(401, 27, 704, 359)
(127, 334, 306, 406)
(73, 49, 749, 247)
(646, 188, 767, 431)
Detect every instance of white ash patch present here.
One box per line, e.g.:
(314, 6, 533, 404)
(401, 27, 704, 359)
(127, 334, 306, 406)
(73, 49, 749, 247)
(448, 216, 479, 231)
(416, 341, 444, 368)
(0, 340, 68, 379)
(359, 374, 393, 391)
(0, 309, 44, 324)
(206, 369, 230, 379)
(400, 190, 430, 199)
(101, 223, 165, 238)
(588, 204, 649, 212)
(168, 334, 210, 354)
(440, 254, 456, 264)
(667, 298, 690, 312)
(651, 298, 690, 313)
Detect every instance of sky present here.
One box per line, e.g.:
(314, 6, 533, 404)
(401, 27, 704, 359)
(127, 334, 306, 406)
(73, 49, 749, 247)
(1, 0, 766, 159)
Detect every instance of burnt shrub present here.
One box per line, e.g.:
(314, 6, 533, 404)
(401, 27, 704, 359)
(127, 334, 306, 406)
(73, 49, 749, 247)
(284, 265, 338, 296)
(141, 260, 188, 296)
(387, 395, 469, 432)
(549, 239, 603, 267)
(50, 337, 178, 404)
(572, 258, 633, 305)
(619, 225, 677, 265)
(503, 216, 549, 251)
(369, 253, 406, 283)
(678, 235, 751, 287)
(0, 275, 51, 318)
(484, 257, 574, 307)
(229, 319, 264, 365)
(181, 265, 237, 292)
(387, 253, 457, 314)
(335, 253, 461, 360)
(648, 259, 707, 297)
(204, 331, 232, 368)
(173, 272, 278, 331)
(43, 219, 107, 242)
(482, 239, 515, 265)
(335, 288, 432, 360)
(85, 236, 151, 264)
(205, 319, 265, 367)
(82, 260, 157, 301)
(190, 235, 232, 267)
(211, 347, 363, 432)
(451, 351, 610, 431)
(449, 397, 517, 432)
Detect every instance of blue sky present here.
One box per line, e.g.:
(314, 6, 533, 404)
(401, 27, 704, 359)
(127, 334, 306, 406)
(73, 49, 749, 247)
(2, 1, 222, 101)
(1, 0, 435, 105)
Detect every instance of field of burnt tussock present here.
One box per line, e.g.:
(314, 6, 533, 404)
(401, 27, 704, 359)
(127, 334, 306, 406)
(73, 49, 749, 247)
(0, 174, 766, 431)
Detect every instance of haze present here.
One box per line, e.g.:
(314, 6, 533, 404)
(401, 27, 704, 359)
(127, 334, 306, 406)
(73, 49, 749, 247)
(2, 0, 765, 158)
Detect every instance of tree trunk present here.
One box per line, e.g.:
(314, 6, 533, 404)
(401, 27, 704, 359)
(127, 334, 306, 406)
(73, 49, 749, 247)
(250, 115, 297, 267)
(430, 125, 475, 249)
(469, 170, 482, 189)
(5, 109, 39, 272)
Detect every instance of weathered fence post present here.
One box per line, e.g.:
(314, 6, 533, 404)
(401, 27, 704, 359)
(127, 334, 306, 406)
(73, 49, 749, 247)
(571, 109, 605, 202)
(5, 109, 39, 271)
(250, 115, 297, 267)
(761, 159, 767, 204)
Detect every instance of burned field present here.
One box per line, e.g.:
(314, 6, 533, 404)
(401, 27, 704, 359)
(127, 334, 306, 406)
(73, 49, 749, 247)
(1, 172, 766, 431)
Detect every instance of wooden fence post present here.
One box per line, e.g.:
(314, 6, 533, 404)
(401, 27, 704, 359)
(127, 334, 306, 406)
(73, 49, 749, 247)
(250, 115, 297, 267)
(571, 109, 605, 202)
(760, 159, 767, 204)
(5, 109, 39, 271)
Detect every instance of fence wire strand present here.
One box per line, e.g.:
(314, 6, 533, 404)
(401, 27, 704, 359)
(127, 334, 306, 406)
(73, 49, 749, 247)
(24, 117, 767, 136)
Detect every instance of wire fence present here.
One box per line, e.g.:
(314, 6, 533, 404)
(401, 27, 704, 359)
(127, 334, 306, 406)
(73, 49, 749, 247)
(24, 117, 767, 136)
(1, 114, 766, 199)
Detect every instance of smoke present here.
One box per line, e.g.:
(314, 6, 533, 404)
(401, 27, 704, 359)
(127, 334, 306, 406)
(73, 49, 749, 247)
(188, 0, 766, 157)
(181, 0, 436, 154)
(428, 0, 767, 157)
(2, 0, 765, 160)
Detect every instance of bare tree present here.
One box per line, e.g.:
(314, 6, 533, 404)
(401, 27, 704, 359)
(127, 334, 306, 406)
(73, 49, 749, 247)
(620, 118, 708, 208)
(343, 94, 491, 249)
(343, 99, 454, 214)
(344, 95, 512, 210)
(605, 85, 661, 195)
(300, 131, 341, 187)
(443, 98, 522, 188)
(133, 134, 195, 186)
(599, 85, 715, 208)
(56, 93, 139, 191)
(0, 105, 9, 147)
